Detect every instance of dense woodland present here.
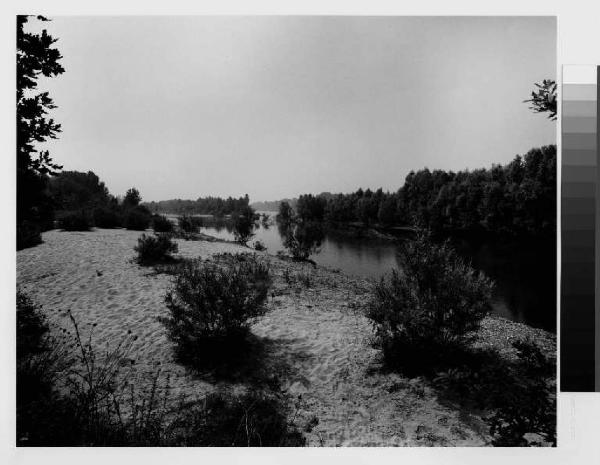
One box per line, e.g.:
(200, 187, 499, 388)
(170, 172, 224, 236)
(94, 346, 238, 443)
(282, 145, 556, 239)
(144, 196, 251, 217)
(35, 142, 556, 242)
(251, 199, 298, 212)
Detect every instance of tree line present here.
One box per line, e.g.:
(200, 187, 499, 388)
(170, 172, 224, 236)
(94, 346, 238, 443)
(281, 144, 556, 239)
(144, 195, 251, 217)
(16, 15, 556, 249)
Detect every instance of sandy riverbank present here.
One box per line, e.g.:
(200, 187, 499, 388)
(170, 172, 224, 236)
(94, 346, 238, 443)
(16, 228, 555, 446)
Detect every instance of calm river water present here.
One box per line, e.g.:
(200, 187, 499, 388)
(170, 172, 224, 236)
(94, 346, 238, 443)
(176, 212, 556, 333)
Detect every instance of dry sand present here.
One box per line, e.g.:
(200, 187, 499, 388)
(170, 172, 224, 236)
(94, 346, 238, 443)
(17, 228, 555, 446)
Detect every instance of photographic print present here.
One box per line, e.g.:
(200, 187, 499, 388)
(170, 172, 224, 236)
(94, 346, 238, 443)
(16, 16, 556, 447)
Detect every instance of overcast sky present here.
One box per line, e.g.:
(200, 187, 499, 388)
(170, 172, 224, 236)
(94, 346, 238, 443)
(35, 16, 556, 202)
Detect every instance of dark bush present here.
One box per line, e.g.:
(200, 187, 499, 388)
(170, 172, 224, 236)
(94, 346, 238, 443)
(93, 206, 122, 229)
(178, 214, 203, 233)
(160, 254, 271, 361)
(124, 206, 151, 231)
(17, 290, 49, 361)
(232, 207, 257, 245)
(17, 292, 73, 445)
(152, 215, 174, 233)
(488, 338, 556, 446)
(281, 219, 324, 261)
(17, 299, 301, 447)
(134, 233, 178, 265)
(59, 210, 92, 231)
(366, 233, 494, 371)
(173, 390, 305, 446)
(17, 221, 43, 250)
(277, 201, 294, 224)
(253, 240, 266, 251)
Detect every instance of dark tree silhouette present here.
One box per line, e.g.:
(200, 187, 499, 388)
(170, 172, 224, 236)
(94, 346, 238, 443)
(123, 187, 142, 208)
(276, 201, 294, 225)
(17, 15, 64, 249)
(232, 205, 257, 245)
(295, 194, 327, 222)
(281, 219, 324, 261)
(524, 79, 557, 120)
(144, 195, 250, 216)
(49, 171, 112, 212)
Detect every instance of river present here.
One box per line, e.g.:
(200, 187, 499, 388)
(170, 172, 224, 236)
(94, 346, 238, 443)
(171, 212, 556, 333)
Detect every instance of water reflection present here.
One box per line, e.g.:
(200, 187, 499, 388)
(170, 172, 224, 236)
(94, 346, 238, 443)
(172, 212, 555, 332)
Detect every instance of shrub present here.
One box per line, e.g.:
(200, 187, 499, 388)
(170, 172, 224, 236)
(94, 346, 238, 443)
(173, 390, 305, 446)
(17, 292, 73, 445)
(152, 215, 174, 233)
(282, 267, 293, 285)
(59, 210, 92, 231)
(488, 338, 556, 446)
(17, 299, 302, 446)
(253, 240, 266, 251)
(17, 220, 42, 250)
(282, 219, 324, 260)
(260, 213, 271, 228)
(296, 271, 312, 288)
(160, 254, 271, 361)
(124, 206, 151, 230)
(366, 233, 494, 370)
(178, 214, 203, 233)
(17, 290, 49, 360)
(232, 207, 256, 245)
(93, 206, 122, 229)
(134, 233, 178, 265)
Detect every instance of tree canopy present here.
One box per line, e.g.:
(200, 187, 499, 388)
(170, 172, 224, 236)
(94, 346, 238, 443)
(17, 16, 65, 248)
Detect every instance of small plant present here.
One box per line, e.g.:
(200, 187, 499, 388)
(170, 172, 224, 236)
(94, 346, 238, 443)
(152, 215, 174, 233)
(134, 233, 178, 265)
(282, 267, 293, 285)
(124, 207, 151, 231)
(260, 213, 271, 228)
(253, 240, 266, 251)
(366, 233, 494, 371)
(173, 389, 305, 446)
(60, 210, 92, 231)
(160, 254, 271, 362)
(296, 271, 312, 288)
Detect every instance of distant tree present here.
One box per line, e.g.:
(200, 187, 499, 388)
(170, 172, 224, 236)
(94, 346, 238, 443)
(282, 219, 324, 261)
(49, 171, 111, 212)
(277, 201, 294, 225)
(524, 79, 557, 120)
(17, 15, 65, 249)
(123, 187, 141, 209)
(296, 194, 327, 222)
(232, 205, 257, 245)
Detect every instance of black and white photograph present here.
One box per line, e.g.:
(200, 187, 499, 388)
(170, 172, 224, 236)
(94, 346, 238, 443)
(15, 15, 557, 447)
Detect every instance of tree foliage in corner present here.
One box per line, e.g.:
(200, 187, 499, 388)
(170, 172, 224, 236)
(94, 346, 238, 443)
(17, 15, 64, 249)
(524, 79, 557, 121)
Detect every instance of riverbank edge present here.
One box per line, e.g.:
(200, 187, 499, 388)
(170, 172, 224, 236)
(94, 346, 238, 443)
(186, 226, 557, 347)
